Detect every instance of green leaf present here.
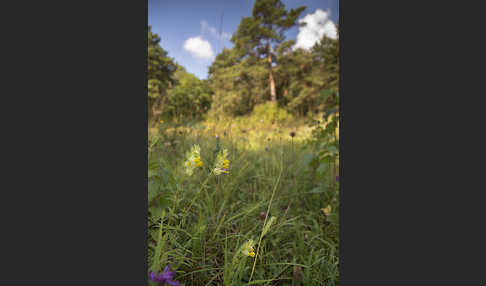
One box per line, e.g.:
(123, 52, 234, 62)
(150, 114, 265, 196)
(148, 181, 159, 202)
(149, 197, 170, 220)
(261, 216, 277, 238)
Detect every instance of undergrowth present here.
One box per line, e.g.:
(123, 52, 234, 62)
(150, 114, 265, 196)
(148, 118, 339, 286)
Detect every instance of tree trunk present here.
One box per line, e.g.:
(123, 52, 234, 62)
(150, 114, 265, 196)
(267, 43, 277, 102)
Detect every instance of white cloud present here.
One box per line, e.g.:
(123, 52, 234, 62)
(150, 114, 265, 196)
(183, 36, 214, 59)
(201, 20, 231, 41)
(293, 9, 337, 50)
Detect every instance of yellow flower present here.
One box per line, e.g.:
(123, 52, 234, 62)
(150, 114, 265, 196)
(213, 149, 229, 175)
(184, 145, 202, 176)
(321, 205, 332, 216)
(194, 156, 203, 167)
(159, 120, 164, 123)
(241, 239, 255, 257)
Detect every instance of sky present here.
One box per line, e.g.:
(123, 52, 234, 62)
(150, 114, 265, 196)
(149, 0, 339, 79)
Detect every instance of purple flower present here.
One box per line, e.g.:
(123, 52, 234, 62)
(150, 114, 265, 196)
(336, 176, 339, 182)
(149, 265, 179, 286)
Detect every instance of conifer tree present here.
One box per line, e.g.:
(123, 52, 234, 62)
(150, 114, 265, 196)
(148, 25, 176, 119)
(231, 0, 306, 102)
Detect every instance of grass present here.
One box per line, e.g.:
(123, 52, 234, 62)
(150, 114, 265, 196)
(148, 118, 339, 286)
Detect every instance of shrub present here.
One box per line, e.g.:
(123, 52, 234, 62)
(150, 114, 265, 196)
(250, 102, 293, 124)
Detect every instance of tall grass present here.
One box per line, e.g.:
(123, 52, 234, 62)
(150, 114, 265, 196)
(148, 119, 339, 285)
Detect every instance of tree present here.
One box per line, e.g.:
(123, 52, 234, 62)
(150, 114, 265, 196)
(306, 31, 340, 174)
(274, 20, 339, 116)
(208, 48, 267, 117)
(231, 0, 306, 102)
(312, 29, 339, 109)
(148, 25, 176, 120)
(167, 65, 212, 121)
(275, 47, 324, 116)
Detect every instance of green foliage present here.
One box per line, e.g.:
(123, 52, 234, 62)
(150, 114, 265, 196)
(251, 102, 293, 124)
(148, 25, 176, 121)
(275, 48, 324, 115)
(232, 0, 306, 57)
(209, 29, 339, 119)
(149, 4, 339, 124)
(274, 33, 339, 117)
(230, 0, 306, 103)
(304, 86, 339, 185)
(312, 34, 339, 95)
(148, 26, 213, 124)
(306, 31, 340, 162)
(208, 49, 268, 117)
(148, 127, 339, 285)
(166, 66, 212, 121)
(146, 7, 340, 284)
(298, 32, 340, 210)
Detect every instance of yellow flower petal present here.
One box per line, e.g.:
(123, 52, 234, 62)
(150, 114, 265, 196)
(321, 205, 332, 216)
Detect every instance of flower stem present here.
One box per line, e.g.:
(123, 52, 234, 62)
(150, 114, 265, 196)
(180, 169, 214, 227)
(248, 150, 284, 284)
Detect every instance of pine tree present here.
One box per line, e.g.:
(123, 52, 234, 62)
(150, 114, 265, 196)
(148, 25, 176, 120)
(231, 0, 306, 103)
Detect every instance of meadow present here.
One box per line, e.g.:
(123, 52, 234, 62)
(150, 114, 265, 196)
(147, 112, 339, 285)
(148, 1, 339, 283)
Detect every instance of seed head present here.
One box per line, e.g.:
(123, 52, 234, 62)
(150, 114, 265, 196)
(259, 211, 266, 220)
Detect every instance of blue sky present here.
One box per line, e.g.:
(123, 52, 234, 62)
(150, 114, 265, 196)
(149, 0, 339, 79)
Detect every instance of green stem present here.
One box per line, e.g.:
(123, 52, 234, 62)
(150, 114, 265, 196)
(248, 151, 284, 284)
(179, 169, 215, 227)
